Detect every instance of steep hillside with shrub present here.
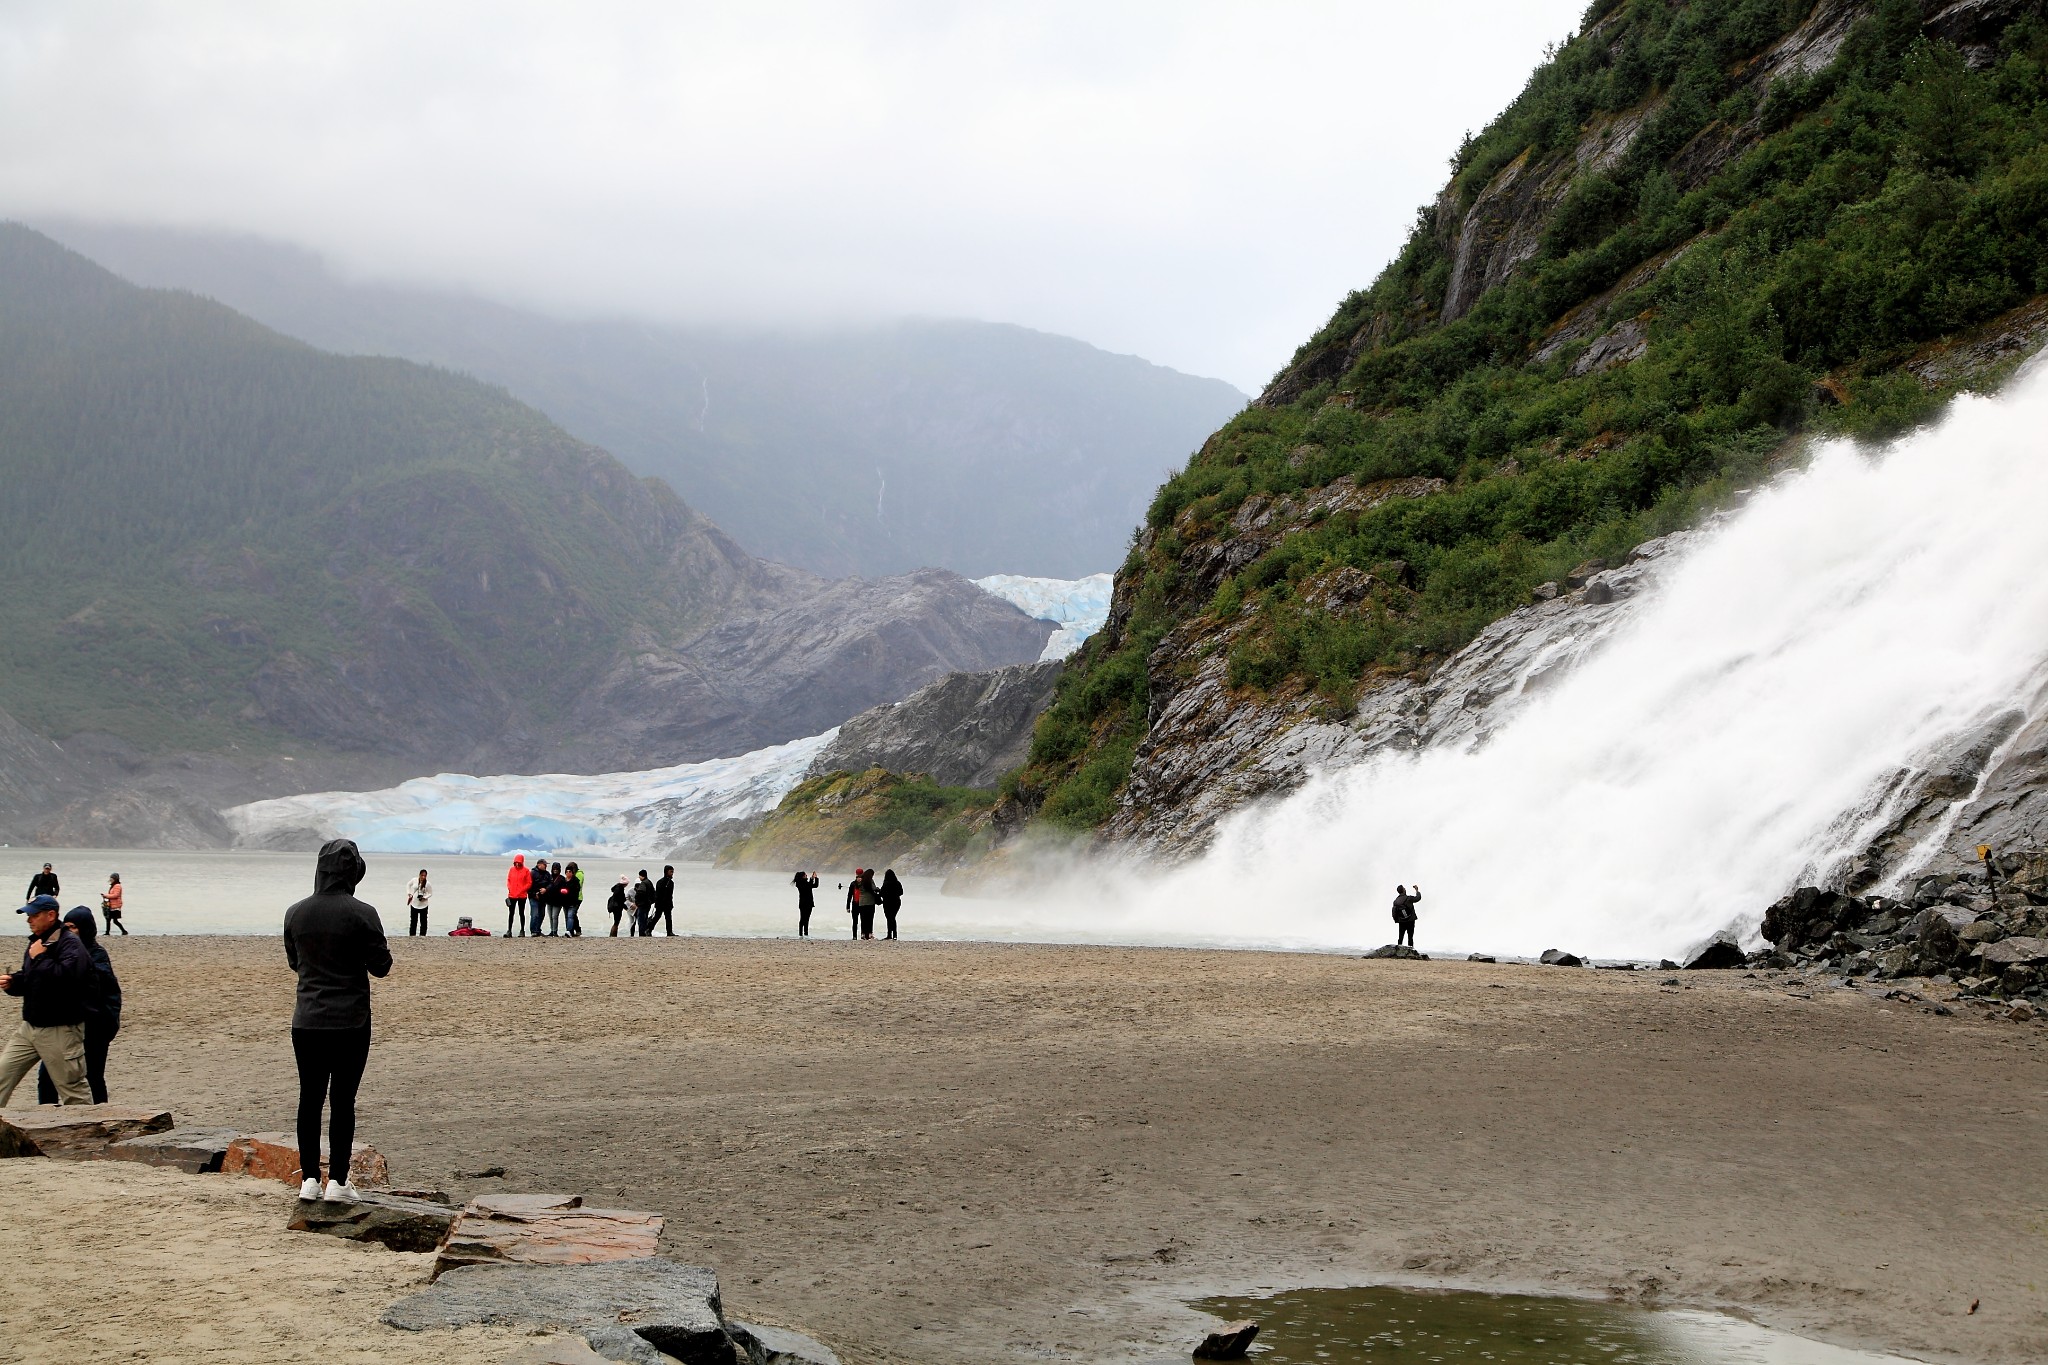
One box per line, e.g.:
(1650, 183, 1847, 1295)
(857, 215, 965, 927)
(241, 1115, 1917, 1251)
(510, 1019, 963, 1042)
(1013, 0, 2048, 844)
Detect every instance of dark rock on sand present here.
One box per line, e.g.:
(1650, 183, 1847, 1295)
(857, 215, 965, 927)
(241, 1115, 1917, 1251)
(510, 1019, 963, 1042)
(1363, 944, 1429, 960)
(731, 1321, 844, 1365)
(1193, 1320, 1260, 1360)
(107, 1127, 238, 1174)
(1467, 953, 1497, 963)
(0, 1105, 172, 1159)
(1539, 949, 1583, 967)
(1683, 932, 1747, 970)
(384, 1258, 736, 1365)
(289, 1189, 460, 1252)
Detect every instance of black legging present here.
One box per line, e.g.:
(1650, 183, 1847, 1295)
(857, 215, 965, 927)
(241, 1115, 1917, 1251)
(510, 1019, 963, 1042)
(883, 906, 899, 939)
(798, 906, 811, 936)
(1397, 920, 1415, 947)
(38, 1019, 116, 1104)
(292, 1024, 371, 1186)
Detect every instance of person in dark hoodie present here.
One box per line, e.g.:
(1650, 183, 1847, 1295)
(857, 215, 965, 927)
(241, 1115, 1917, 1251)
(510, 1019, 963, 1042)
(283, 839, 392, 1202)
(25, 863, 58, 900)
(857, 869, 880, 939)
(37, 907, 121, 1104)
(607, 876, 629, 936)
(791, 870, 819, 937)
(879, 869, 904, 940)
(0, 895, 93, 1106)
(649, 866, 676, 936)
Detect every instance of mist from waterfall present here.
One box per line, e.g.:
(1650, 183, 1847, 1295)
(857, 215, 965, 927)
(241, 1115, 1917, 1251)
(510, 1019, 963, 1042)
(1067, 364, 2048, 960)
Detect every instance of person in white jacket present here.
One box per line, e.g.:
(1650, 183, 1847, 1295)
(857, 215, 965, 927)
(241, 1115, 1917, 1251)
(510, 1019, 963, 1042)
(404, 870, 432, 937)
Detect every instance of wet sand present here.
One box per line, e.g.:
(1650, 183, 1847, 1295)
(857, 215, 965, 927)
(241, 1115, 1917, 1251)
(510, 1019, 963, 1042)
(6, 936, 2045, 1364)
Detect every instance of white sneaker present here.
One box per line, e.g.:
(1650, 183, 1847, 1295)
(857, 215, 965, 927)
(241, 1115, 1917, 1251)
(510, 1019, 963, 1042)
(323, 1179, 359, 1201)
(299, 1177, 322, 1200)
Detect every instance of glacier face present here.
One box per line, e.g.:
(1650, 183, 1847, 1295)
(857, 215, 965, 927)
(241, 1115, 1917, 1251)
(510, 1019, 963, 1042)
(974, 573, 1113, 660)
(224, 729, 836, 857)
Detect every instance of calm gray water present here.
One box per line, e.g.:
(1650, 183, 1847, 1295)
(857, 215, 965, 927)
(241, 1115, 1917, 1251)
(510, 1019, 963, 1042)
(1192, 1288, 1917, 1365)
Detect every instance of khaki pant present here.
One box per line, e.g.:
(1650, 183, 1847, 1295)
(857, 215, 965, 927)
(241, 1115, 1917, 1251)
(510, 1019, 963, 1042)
(0, 1019, 88, 1107)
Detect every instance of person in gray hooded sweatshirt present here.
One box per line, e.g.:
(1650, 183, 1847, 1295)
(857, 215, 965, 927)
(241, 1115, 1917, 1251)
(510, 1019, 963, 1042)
(283, 839, 391, 1202)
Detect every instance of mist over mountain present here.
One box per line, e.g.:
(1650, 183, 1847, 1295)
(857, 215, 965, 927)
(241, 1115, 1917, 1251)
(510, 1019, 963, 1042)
(33, 221, 1246, 581)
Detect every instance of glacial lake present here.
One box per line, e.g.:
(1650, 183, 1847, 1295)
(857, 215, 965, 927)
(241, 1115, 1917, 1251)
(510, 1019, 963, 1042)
(1192, 1287, 1918, 1365)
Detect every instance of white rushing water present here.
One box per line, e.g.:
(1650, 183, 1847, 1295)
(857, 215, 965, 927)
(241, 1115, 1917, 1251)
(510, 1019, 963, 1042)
(1071, 365, 2048, 960)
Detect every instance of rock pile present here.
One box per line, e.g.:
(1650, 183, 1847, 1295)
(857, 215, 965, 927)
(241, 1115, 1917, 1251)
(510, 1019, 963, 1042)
(1758, 869, 2048, 1003)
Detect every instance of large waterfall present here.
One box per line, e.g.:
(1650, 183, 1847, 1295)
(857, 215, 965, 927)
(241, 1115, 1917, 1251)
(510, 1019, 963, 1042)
(1088, 364, 2048, 960)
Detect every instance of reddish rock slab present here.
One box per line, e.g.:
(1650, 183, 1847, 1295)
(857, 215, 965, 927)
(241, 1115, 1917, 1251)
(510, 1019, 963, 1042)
(433, 1192, 662, 1279)
(0, 1106, 173, 1159)
(221, 1131, 389, 1188)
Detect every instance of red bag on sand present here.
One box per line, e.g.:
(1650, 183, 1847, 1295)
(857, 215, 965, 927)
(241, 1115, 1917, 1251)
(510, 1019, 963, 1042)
(450, 925, 491, 936)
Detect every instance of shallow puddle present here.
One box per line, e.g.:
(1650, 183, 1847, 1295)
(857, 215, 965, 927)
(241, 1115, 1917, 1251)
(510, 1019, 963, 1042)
(1191, 1286, 1916, 1364)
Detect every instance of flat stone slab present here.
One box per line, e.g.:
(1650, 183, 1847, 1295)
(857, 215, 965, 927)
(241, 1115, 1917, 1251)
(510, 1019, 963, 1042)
(0, 1106, 172, 1159)
(732, 1321, 842, 1365)
(221, 1131, 389, 1188)
(1978, 935, 2048, 967)
(107, 1127, 238, 1174)
(435, 1193, 662, 1278)
(288, 1189, 459, 1252)
(504, 1338, 614, 1365)
(384, 1258, 733, 1365)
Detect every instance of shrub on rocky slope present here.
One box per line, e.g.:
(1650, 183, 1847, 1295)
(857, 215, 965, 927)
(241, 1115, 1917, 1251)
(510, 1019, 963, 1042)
(1016, 0, 2048, 840)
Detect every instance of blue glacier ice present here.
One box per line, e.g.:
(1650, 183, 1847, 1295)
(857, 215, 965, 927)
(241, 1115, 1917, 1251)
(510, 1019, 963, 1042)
(973, 572, 1113, 660)
(225, 729, 836, 857)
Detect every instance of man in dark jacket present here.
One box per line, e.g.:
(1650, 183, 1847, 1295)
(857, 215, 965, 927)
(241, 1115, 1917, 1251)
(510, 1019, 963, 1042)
(631, 871, 656, 937)
(38, 907, 120, 1104)
(792, 870, 818, 937)
(283, 839, 392, 1201)
(0, 895, 93, 1105)
(649, 866, 676, 936)
(1391, 884, 1421, 948)
(25, 863, 58, 900)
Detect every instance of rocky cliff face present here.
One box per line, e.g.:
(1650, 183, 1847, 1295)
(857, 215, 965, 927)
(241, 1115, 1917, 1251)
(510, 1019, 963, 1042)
(807, 660, 1063, 790)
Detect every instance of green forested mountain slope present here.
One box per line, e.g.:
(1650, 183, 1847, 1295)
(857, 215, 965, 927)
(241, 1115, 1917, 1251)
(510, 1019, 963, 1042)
(33, 221, 1248, 580)
(0, 222, 807, 757)
(1017, 0, 2048, 830)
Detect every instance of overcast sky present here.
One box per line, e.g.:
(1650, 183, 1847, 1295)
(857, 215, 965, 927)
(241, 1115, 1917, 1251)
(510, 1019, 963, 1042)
(0, 1, 1586, 391)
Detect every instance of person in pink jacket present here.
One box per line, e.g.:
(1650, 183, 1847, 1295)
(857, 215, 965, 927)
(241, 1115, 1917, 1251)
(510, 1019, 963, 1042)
(505, 855, 532, 938)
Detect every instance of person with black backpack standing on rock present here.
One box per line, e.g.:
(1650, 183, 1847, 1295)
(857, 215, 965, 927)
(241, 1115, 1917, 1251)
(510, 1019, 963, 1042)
(283, 838, 391, 1202)
(792, 870, 819, 937)
(1391, 884, 1420, 948)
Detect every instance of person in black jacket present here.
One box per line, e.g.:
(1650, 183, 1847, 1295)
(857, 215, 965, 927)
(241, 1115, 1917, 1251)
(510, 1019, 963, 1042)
(37, 907, 120, 1103)
(648, 866, 676, 936)
(791, 870, 818, 937)
(607, 876, 629, 936)
(879, 869, 904, 940)
(631, 871, 656, 937)
(25, 863, 58, 900)
(0, 895, 93, 1105)
(1391, 884, 1421, 948)
(283, 839, 392, 1201)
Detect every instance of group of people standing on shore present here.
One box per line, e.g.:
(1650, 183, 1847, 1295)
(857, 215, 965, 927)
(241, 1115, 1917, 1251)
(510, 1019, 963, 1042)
(790, 867, 904, 939)
(497, 855, 599, 937)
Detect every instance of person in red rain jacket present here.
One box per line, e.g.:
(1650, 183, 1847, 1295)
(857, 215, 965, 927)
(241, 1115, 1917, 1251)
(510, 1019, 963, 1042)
(505, 855, 533, 938)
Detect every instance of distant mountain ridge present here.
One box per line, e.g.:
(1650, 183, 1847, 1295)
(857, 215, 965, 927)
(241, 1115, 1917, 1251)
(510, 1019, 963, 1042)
(32, 220, 1248, 579)
(0, 223, 1055, 843)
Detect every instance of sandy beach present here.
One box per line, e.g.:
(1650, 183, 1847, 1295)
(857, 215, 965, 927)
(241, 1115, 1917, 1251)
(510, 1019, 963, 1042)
(4, 935, 2045, 1364)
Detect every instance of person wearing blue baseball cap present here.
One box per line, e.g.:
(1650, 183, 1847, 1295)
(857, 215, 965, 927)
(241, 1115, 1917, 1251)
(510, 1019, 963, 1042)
(0, 894, 93, 1105)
